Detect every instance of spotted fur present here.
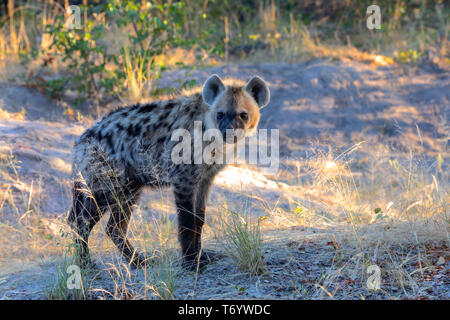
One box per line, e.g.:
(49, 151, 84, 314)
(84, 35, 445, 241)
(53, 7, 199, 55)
(68, 74, 270, 270)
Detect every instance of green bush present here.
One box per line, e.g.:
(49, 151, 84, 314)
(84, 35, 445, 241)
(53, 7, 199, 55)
(45, 0, 186, 104)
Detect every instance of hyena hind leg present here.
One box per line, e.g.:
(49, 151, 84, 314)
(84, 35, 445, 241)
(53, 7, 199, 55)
(105, 195, 147, 268)
(68, 186, 104, 268)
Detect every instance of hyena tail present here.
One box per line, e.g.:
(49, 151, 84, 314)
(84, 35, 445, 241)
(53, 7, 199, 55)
(67, 182, 104, 267)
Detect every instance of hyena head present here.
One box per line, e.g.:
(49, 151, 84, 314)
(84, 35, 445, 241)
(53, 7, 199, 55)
(202, 74, 270, 144)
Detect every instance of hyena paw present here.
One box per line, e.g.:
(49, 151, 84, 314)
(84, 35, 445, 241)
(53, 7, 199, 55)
(200, 249, 223, 262)
(182, 250, 222, 271)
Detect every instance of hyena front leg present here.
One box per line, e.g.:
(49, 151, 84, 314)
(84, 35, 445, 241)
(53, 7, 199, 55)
(105, 192, 146, 268)
(173, 180, 203, 270)
(68, 182, 104, 267)
(194, 176, 220, 263)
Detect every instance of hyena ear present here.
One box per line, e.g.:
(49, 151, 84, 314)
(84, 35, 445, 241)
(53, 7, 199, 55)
(244, 76, 270, 108)
(202, 74, 226, 107)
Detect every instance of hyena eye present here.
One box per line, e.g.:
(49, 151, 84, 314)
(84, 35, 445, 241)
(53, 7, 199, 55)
(217, 112, 224, 120)
(240, 112, 248, 120)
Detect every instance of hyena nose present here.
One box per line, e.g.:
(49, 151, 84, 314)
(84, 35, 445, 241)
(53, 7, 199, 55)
(220, 122, 233, 136)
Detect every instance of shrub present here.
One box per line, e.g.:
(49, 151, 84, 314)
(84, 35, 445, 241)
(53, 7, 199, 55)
(45, 0, 186, 104)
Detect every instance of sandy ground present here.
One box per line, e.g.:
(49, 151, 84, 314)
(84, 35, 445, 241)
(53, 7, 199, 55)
(0, 59, 448, 299)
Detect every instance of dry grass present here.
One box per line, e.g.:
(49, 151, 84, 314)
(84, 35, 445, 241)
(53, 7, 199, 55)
(0, 107, 26, 120)
(255, 142, 448, 298)
(219, 205, 265, 275)
(0, 0, 64, 75)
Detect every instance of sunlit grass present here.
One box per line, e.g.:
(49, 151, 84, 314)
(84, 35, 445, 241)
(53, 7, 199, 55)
(219, 205, 265, 275)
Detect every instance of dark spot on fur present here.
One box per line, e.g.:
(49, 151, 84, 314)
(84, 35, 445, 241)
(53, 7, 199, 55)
(83, 129, 95, 140)
(157, 137, 166, 145)
(230, 86, 241, 94)
(165, 102, 175, 110)
(153, 122, 163, 131)
(160, 111, 171, 120)
(105, 132, 114, 151)
(143, 117, 151, 124)
(137, 103, 157, 114)
(127, 124, 142, 137)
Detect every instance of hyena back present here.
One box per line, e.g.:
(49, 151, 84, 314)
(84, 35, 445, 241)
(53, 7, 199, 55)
(68, 74, 270, 270)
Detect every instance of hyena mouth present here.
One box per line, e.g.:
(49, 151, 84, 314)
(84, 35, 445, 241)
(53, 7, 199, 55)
(223, 130, 244, 144)
(223, 134, 239, 144)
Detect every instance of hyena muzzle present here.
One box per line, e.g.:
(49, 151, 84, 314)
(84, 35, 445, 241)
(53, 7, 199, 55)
(68, 74, 270, 270)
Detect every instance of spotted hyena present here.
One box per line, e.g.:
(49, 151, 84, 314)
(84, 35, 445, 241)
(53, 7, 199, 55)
(68, 74, 270, 270)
